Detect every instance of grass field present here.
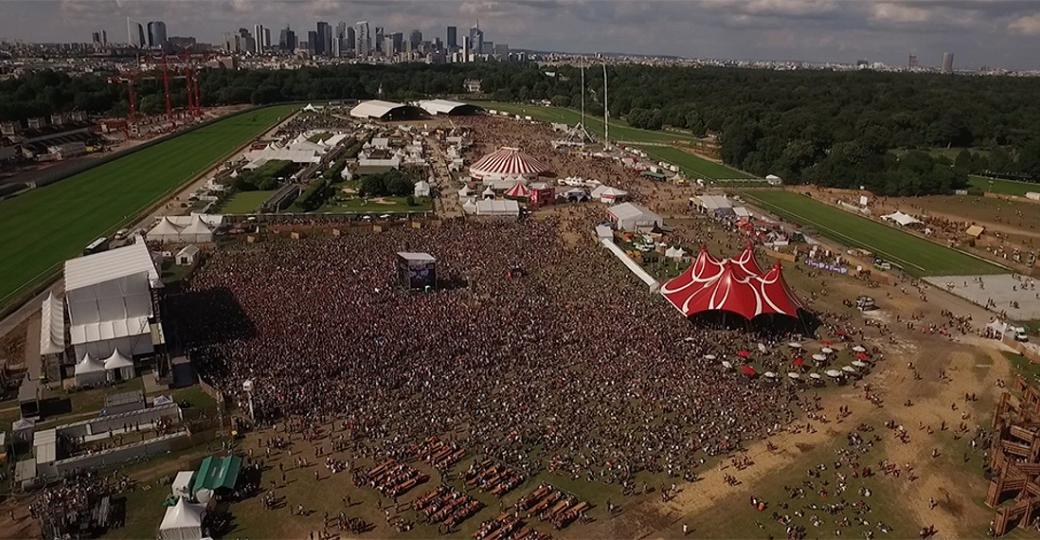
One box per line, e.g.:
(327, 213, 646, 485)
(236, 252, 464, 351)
(218, 190, 276, 214)
(739, 190, 1005, 277)
(632, 144, 753, 180)
(969, 175, 1040, 197)
(471, 100, 697, 145)
(0, 104, 297, 309)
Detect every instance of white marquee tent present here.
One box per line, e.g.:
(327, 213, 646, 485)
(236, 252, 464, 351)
(159, 497, 206, 540)
(73, 353, 106, 387)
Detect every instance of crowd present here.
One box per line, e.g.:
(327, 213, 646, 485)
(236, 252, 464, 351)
(169, 213, 811, 485)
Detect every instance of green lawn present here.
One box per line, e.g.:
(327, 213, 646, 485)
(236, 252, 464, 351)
(740, 190, 1006, 277)
(0, 104, 298, 310)
(632, 144, 753, 180)
(218, 190, 276, 214)
(969, 175, 1040, 197)
(471, 100, 697, 145)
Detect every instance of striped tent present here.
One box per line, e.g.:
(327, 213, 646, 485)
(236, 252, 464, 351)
(505, 181, 531, 198)
(469, 147, 550, 181)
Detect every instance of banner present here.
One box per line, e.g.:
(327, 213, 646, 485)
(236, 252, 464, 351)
(805, 258, 849, 275)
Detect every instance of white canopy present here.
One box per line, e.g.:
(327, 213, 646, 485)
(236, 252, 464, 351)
(75, 353, 106, 375)
(787, 372, 801, 379)
(812, 353, 828, 362)
(821, 347, 834, 354)
(825, 369, 843, 378)
(721, 360, 733, 369)
(159, 497, 205, 540)
(851, 360, 868, 368)
(172, 471, 195, 499)
(103, 349, 134, 370)
(788, 342, 802, 349)
(851, 345, 866, 353)
(881, 211, 922, 227)
(809, 373, 822, 380)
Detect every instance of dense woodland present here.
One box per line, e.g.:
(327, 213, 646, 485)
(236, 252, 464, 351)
(4, 63, 1040, 195)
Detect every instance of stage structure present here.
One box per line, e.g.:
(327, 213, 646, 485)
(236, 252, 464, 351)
(396, 252, 437, 290)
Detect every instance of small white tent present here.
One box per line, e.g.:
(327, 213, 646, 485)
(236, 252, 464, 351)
(413, 180, 431, 198)
(180, 216, 214, 243)
(159, 497, 206, 540)
(103, 349, 135, 381)
(74, 353, 106, 387)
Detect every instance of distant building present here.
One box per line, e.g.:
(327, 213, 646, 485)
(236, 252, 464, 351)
(463, 78, 482, 93)
(127, 17, 145, 48)
(942, 52, 954, 74)
(469, 24, 483, 57)
(147, 21, 166, 49)
(908, 53, 918, 69)
(316, 21, 331, 56)
(375, 26, 384, 54)
(279, 26, 297, 52)
(355, 20, 370, 57)
(447, 26, 457, 49)
(494, 43, 509, 55)
(409, 29, 423, 51)
(346, 26, 355, 51)
(167, 36, 196, 50)
(253, 24, 266, 53)
(307, 31, 318, 54)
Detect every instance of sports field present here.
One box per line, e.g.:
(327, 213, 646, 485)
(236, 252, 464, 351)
(969, 175, 1040, 197)
(471, 100, 697, 145)
(632, 144, 753, 180)
(740, 190, 1005, 277)
(0, 104, 298, 308)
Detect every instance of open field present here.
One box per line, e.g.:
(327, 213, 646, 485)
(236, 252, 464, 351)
(631, 144, 753, 180)
(218, 190, 276, 214)
(739, 190, 1006, 277)
(470, 100, 697, 145)
(0, 104, 298, 309)
(969, 175, 1040, 197)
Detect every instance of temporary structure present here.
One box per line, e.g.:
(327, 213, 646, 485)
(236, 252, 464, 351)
(103, 349, 135, 381)
(159, 497, 206, 540)
(74, 353, 106, 387)
(505, 181, 531, 198)
(172, 471, 195, 499)
(413, 180, 431, 198)
(469, 147, 550, 182)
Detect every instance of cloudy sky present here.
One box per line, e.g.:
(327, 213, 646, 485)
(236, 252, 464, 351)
(4, 0, 1040, 69)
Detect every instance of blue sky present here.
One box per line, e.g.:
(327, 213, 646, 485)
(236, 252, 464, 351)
(4, 1, 1040, 69)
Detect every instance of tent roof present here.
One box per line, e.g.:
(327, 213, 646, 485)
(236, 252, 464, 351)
(149, 217, 183, 236)
(160, 497, 205, 530)
(505, 181, 531, 198)
(193, 455, 242, 495)
(75, 353, 106, 375)
(349, 100, 422, 120)
(103, 349, 134, 370)
(470, 147, 550, 179)
(608, 202, 657, 221)
(39, 291, 65, 355)
(475, 199, 520, 216)
(417, 99, 483, 115)
(65, 240, 161, 291)
(71, 315, 151, 345)
(181, 216, 213, 234)
(965, 224, 985, 237)
(881, 211, 922, 226)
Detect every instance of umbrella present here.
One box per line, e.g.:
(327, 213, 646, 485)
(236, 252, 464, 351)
(740, 365, 757, 377)
(764, 371, 777, 379)
(812, 353, 827, 362)
(851, 345, 866, 353)
(788, 342, 802, 349)
(787, 372, 801, 379)
(821, 347, 834, 354)
(856, 352, 870, 361)
(722, 360, 733, 369)
(737, 350, 751, 358)
(809, 373, 823, 380)
(825, 369, 843, 378)
(851, 360, 868, 368)
(842, 366, 857, 374)
(757, 343, 768, 353)
(792, 357, 805, 367)
(704, 354, 717, 360)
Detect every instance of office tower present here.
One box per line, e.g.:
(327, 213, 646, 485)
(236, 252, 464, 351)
(279, 25, 297, 51)
(237, 28, 255, 53)
(383, 36, 393, 57)
(375, 27, 384, 53)
(483, 41, 493, 55)
(346, 26, 355, 50)
(336, 21, 347, 41)
(307, 30, 319, 53)
(332, 36, 341, 57)
(147, 21, 167, 48)
(941, 52, 954, 74)
(316, 21, 331, 55)
(409, 29, 422, 51)
(355, 21, 370, 57)
(447, 26, 457, 49)
(469, 24, 483, 57)
(494, 43, 509, 55)
(253, 24, 265, 52)
(391, 32, 403, 54)
(908, 53, 918, 69)
(91, 31, 102, 48)
(102, 30, 107, 46)
(434, 38, 443, 51)
(462, 35, 471, 63)
(127, 17, 145, 48)
(264, 28, 271, 49)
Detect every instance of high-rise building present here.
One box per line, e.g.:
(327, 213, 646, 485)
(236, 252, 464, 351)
(941, 52, 954, 74)
(409, 29, 423, 51)
(391, 32, 403, 54)
(494, 43, 509, 56)
(102, 30, 107, 46)
(279, 25, 297, 52)
(375, 27, 384, 54)
(355, 21, 370, 57)
(307, 30, 319, 53)
(147, 21, 167, 49)
(908, 53, 918, 69)
(253, 24, 266, 53)
(316, 21, 331, 56)
(264, 28, 271, 49)
(127, 17, 146, 48)
(462, 35, 471, 63)
(336, 21, 347, 41)
(447, 26, 457, 49)
(469, 24, 483, 57)
(91, 31, 103, 48)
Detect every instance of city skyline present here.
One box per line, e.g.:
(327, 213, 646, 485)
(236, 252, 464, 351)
(2, 1, 1040, 69)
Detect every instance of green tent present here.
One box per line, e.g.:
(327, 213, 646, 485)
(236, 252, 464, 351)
(192, 455, 242, 496)
(641, 170, 667, 180)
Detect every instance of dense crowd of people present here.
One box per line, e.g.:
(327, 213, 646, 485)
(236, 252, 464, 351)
(169, 213, 811, 484)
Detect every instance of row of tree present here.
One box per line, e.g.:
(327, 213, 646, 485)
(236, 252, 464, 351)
(6, 62, 1040, 194)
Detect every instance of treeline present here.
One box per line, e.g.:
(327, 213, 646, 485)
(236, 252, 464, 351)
(8, 63, 1040, 195)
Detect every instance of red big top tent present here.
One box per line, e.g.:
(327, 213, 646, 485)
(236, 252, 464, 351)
(660, 244, 804, 320)
(469, 146, 551, 181)
(505, 181, 532, 198)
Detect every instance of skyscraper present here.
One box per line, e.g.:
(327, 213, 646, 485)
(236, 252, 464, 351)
(127, 17, 145, 48)
(253, 24, 266, 53)
(355, 21, 370, 57)
(391, 32, 404, 54)
(447, 26, 457, 49)
(409, 29, 422, 51)
(469, 24, 483, 56)
(462, 35, 471, 63)
(336, 21, 347, 41)
(307, 31, 318, 53)
(147, 21, 167, 49)
(279, 25, 297, 52)
(941, 52, 954, 74)
(316, 21, 331, 56)
(346, 26, 356, 51)
(908, 53, 918, 69)
(375, 27, 384, 54)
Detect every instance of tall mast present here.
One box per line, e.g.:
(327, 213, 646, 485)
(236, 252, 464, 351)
(580, 58, 585, 133)
(602, 63, 609, 149)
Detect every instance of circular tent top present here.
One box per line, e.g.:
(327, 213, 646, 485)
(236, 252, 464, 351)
(469, 147, 551, 181)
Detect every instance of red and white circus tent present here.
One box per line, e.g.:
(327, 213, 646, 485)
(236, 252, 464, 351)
(505, 181, 532, 198)
(661, 244, 804, 320)
(469, 146, 551, 181)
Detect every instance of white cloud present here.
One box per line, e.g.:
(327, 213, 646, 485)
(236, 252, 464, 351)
(869, 2, 933, 24)
(1009, 13, 1040, 35)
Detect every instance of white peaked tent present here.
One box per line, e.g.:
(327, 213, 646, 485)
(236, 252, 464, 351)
(74, 353, 106, 387)
(180, 216, 214, 243)
(414, 180, 431, 198)
(103, 349, 135, 381)
(159, 497, 206, 540)
(147, 217, 182, 242)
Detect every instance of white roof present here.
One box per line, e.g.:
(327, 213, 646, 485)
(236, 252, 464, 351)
(733, 206, 752, 217)
(882, 211, 922, 226)
(103, 349, 134, 370)
(177, 245, 201, 258)
(699, 195, 733, 210)
(71, 315, 152, 345)
(182, 216, 213, 235)
(39, 292, 65, 355)
(65, 240, 160, 291)
(350, 100, 408, 119)
(397, 252, 435, 263)
(418, 99, 470, 115)
(160, 497, 205, 531)
(33, 429, 57, 464)
(592, 185, 627, 198)
(476, 199, 520, 216)
(173, 471, 195, 496)
(75, 353, 106, 375)
(609, 202, 657, 221)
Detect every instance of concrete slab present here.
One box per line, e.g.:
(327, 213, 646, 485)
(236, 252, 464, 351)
(925, 274, 1040, 320)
